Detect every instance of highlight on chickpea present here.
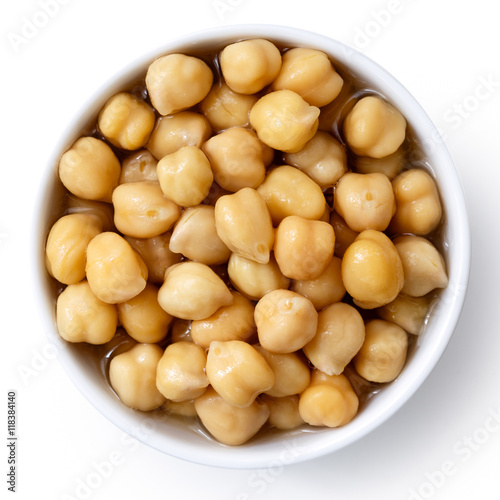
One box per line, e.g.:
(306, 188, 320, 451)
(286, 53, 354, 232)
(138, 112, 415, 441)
(44, 37, 448, 446)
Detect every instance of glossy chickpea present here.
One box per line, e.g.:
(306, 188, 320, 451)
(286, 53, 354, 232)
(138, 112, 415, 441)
(119, 149, 158, 184)
(377, 294, 430, 335)
(261, 394, 304, 430)
(330, 211, 359, 258)
(64, 195, 115, 232)
(353, 147, 404, 180)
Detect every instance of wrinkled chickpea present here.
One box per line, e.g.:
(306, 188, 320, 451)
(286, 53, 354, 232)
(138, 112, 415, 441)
(261, 394, 304, 430)
(377, 294, 430, 335)
(119, 149, 158, 184)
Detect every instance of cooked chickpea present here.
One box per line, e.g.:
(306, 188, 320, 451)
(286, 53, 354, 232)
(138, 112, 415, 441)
(261, 394, 304, 430)
(303, 302, 365, 375)
(163, 399, 197, 418)
(112, 181, 181, 238)
(353, 319, 408, 383)
(156, 341, 208, 402)
(353, 147, 404, 179)
(334, 172, 396, 232)
(145, 53, 213, 116)
(157, 146, 213, 207)
(45, 213, 102, 285)
(58, 137, 121, 202)
(157, 261, 233, 320)
(119, 149, 158, 184)
(109, 343, 166, 411)
(377, 293, 430, 335)
(344, 95, 407, 158)
(214, 188, 275, 264)
(274, 216, 335, 281)
(170, 318, 193, 343)
(341, 229, 404, 309)
(255, 289, 318, 353)
(220, 38, 281, 94)
(330, 211, 359, 258)
(64, 194, 115, 232)
(85, 231, 148, 304)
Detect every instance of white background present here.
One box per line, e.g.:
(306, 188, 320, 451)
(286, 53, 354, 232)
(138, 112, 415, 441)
(2, 0, 500, 499)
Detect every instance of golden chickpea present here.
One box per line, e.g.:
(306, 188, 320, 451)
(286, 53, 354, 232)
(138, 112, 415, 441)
(334, 172, 396, 232)
(274, 216, 335, 281)
(330, 211, 359, 258)
(109, 343, 166, 411)
(163, 399, 197, 418)
(353, 319, 408, 383)
(59, 137, 121, 202)
(220, 38, 282, 94)
(45, 213, 102, 285)
(156, 341, 209, 402)
(377, 293, 430, 335)
(271, 48, 343, 107)
(170, 318, 193, 343)
(145, 53, 213, 116)
(64, 194, 115, 232)
(255, 289, 318, 353)
(341, 229, 404, 309)
(261, 394, 304, 430)
(353, 147, 404, 179)
(344, 95, 407, 158)
(119, 149, 158, 184)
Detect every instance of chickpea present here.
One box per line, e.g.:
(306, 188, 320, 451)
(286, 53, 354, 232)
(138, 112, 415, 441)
(157, 261, 233, 320)
(64, 194, 115, 232)
(344, 95, 407, 158)
(377, 293, 430, 335)
(341, 229, 404, 309)
(271, 48, 343, 107)
(255, 289, 318, 353)
(330, 211, 359, 258)
(202, 127, 266, 191)
(117, 283, 172, 343)
(220, 38, 282, 94)
(109, 343, 166, 411)
(157, 146, 213, 207)
(250, 89, 320, 153)
(156, 341, 209, 402)
(353, 147, 404, 180)
(194, 386, 270, 446)
(260, 394, 304, 430)
(390, 168, 443, 236)
(191, 291, 256, 349)
(56, 280, 117, 344)
(334, 172, 396, 232)
(353, 319, 408, 383)
(284, 131, 347, 189)
(214, 188, 275, 264)
(163, 399, 197, 418)
(112, 181, 181, 238)
(145, 53, 213, 116)
(45, 213, 102, 285)
(274, 216, 335, 281)
(303, 302, 365, 376)
(58, 137, 121, 202)
(85, 231, 148, 304)
(170, 318, 193, 343)
(97, 92, 155, 150)
(257, 165, 326, 224)
(119, 149, 158, 184)
(394, 235, 448, 296)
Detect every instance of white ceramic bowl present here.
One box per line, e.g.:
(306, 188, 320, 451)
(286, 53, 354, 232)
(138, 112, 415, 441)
(33, 24, 470, 468)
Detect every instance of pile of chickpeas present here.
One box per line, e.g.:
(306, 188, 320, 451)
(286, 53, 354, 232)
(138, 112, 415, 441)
(45, 38, 449, 446)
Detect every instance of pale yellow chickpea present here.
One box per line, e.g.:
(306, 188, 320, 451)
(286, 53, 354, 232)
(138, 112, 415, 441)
(303, 302, 365, 376)
(201, 127, 266, 191)
(112, 181, 181, 238)
(353, 147, 404, 180)
(257, 165, 326, 225)
(291, 256, 346, 311)
(206, 340, 275, 407)
(170, 318, 193, 343)
(163, 399, 197, 418)
(341, 229, 404, 309)
(59, 137, 121, 202)
(284, 131, 347, 188)
(377, 293, 430, 335)
(147, 111, 212, 160)
(194, 386, 270, 446)
(119, 149, 158, 184)
(220, 38, 282, 94)
(64, 194, 115, 232)
(157, 261, 233, 320)
(334, 172, 396, 232)
(254, 289, 318, 353)
(191, 291, 256, 349)
(330, 211, 359, 258)
(353, 319, 408, 383)
(249, 90, 320, 153)
(344, 95, 407, 158)
(227, 253, 290, 301)
(97, 92, 156, 150)
(45, 213, 102, 285)
(109, 343, 166, 411)
(85, 231, 148, 304)
(274, 216, 335, 281)
(117, 283, 172, 343)
(271, 48, 343, 107)
(214, 188, 275, 264)
(156, 341, 209, 402)
(390, 168, 443, 236)
(56, 280, 117, 344)
(394, 235, 448, 296)
(260, 394, 304, 430)
(169, 205, 230, 265)
(145, 53, 213, 116)
(157, 146, 213, 207)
